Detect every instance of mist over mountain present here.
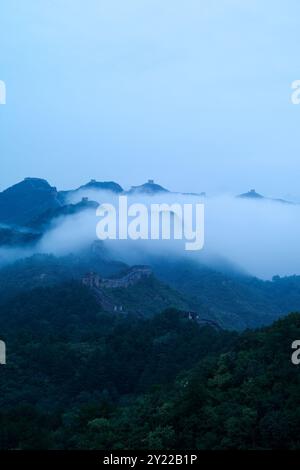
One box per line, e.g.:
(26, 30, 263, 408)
(0, 177, 299, 280)
(0, 177, 300, 331)
(126, 180, 169, 195)
(2, 0, 300, 453)
(238, 189, 294, 205)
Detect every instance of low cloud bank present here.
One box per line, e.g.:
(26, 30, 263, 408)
(1, 190, 300, 280)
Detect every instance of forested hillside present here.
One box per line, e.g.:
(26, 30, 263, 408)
(0, 282, 299, 449)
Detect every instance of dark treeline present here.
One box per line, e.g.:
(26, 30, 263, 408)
(0, 283, 299, 449)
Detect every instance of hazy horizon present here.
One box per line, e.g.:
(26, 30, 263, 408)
(1, 186, 300, 280)
(1, 175, 299, 202)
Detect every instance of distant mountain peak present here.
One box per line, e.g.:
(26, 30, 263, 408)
(238, 189, 264, 199)
(79, 180, 123, 193)
(237, 189, 294, 205)
(57, 180, 124, 205)
(23, 177, 52, 185)
(3, 177, 55, 193)
(128, 180, 169, 194)
(0, 178, 61, 227)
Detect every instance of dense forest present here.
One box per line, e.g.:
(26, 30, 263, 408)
(0, 282, 299, 449)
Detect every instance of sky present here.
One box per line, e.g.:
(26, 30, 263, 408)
(0, 0, 300, 199)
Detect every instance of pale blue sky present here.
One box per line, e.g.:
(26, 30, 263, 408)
(0, 0, 300, 198)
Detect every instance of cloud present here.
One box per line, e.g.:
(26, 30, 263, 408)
(10, 189, 298, 280)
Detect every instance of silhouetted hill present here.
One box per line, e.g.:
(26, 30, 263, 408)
(59, 179, 123, 203)
(0, 178, 61, 226)
(127, 180, 169, 195)
(238, 189, 294, 205)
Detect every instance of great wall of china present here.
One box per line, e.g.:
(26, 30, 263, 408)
(82, 266, 221, 329)
(82, 266, 153, 314)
